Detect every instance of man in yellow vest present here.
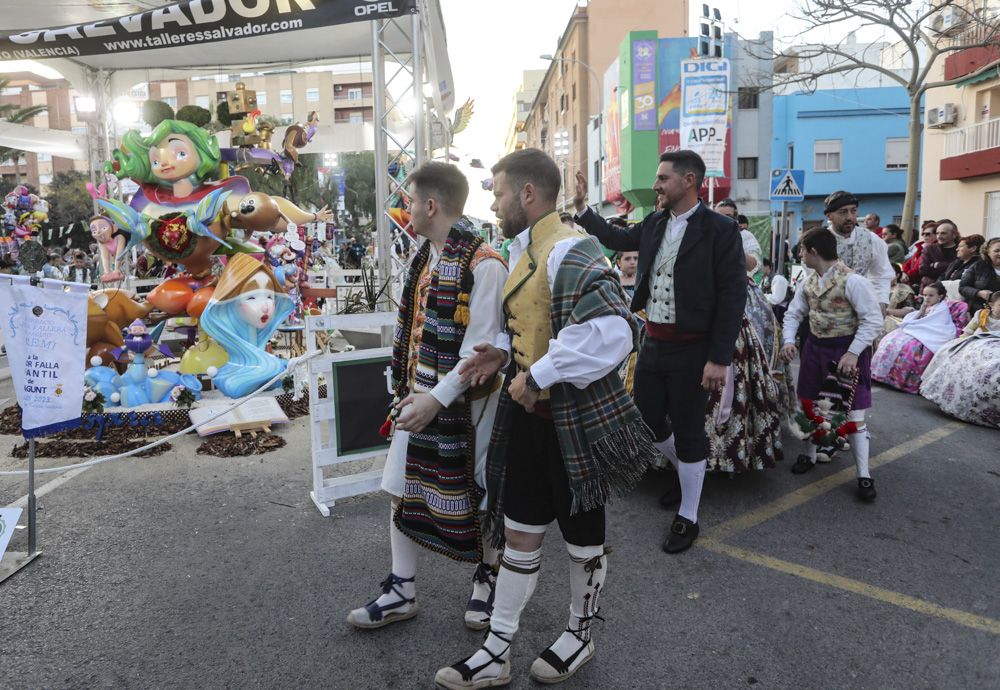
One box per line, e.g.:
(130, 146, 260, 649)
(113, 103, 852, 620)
(433, 148, 657, 688)
(780, 227, 883, 500)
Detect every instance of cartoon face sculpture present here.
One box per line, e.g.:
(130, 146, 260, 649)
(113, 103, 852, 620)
(148, 133, 200, 183)
(90, 217, 115, 244)
(234, 271, 277, 330)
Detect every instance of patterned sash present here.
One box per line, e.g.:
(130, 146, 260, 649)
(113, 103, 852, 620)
(390, 224, 489, 562)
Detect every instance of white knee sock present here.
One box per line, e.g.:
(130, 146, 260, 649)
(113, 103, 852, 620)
(849, 427, 870, 478)
(377, 505, 416, 608)
(806, 444, 818, 464)
(546, 543, 607, 661)
(847, 411, 870, 479)
(654, 436, 680, 470)
(677, 459, 707, 523)
(461, 546, 542, 677)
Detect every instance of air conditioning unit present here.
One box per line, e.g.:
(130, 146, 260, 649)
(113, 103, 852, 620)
(929, 6, 968, 36)
(927, 103, 958, 128)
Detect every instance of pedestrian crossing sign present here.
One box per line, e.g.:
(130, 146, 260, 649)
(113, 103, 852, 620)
(770, 169, 806, 201)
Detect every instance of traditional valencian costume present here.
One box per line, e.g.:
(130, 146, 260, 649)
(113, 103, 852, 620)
(347, 220, 508, 631)
(783, 259, 883, 499)
(436, 211, 657, 688)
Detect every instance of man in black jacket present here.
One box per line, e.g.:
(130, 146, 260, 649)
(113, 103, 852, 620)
(573, 150, 746, 553)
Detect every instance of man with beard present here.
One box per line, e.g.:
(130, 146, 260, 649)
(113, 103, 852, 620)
(572, 151, 746, 553)
(434, 148, 657, 688)
(822, 191, 894, 309)
(347, 163, 507, 631)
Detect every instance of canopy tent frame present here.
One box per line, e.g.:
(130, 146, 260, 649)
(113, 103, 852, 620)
(1, 0, 452, 306)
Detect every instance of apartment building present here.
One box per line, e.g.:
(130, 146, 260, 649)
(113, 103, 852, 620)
(920, 15, 1000, 238)
(520, 0, 690, 210)
(503, 70, 546, 154)
(0, 73, 90, 194)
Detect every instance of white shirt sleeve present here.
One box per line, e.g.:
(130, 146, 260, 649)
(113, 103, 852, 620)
(741, 230, 762, 272)
(768, 274, 789, 305)
(782, 280, 810, 345)
(429, 257, 509, 408)
(529, 237, 634, 390)
(845, 274, 883, 355)
(866, 236, 894, 305)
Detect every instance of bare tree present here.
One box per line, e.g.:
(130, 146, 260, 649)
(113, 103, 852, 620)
(750, 0, 1000, 234)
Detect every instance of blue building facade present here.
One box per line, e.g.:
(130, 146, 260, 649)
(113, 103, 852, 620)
(771, 87, 922, 239)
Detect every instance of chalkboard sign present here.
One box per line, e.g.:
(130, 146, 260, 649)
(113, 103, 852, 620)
(331, 355, 392, 456)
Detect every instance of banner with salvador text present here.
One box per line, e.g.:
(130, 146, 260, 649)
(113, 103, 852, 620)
(679, 58, 730, 179)
(0, 0, 416, 61)
(0, 277, 89, 438)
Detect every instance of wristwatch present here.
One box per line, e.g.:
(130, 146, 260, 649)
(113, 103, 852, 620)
(525, 371, 542, 393)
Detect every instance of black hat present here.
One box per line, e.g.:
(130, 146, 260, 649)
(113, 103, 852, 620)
(824, 191, 859, 214)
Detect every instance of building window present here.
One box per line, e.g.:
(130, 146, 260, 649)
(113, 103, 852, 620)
(38, 174, 53, 185)
(306, 88, 320, 102)
(737, 87, 759, 110)
(37, 152, 52, 162)
(814, 139, 841, 172)
(701, 22, 710, 37)
(280, 90, 293, 104)
(161, 96, 177, 108)
(885, 138, 909, 170)
(986, 192, 1000, 235)
(195, 95, 210, 108)
(737, 157, 758, 179)
(71, 125, 88, 135)
(349, 112, 363, 125)
(257, 91, 266, 105)
(348, 87, 362, 100)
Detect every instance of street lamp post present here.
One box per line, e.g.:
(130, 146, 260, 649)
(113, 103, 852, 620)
(541, 53, 604, 212)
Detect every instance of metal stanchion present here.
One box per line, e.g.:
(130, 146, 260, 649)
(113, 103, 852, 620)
(0, 438, 42, 585)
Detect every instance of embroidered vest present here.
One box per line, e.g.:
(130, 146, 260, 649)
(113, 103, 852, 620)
(647, 220, 686, 324)
(503, 213, 579, 399)
(804, 262, 859, 338)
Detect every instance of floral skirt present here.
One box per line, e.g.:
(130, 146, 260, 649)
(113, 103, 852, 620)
(871, 330, 933, 394)
(705, 315, 783, 474)
(920, 335, 1000, 429)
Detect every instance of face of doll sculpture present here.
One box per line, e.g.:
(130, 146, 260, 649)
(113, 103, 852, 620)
(235, 271, 276, 329)
(90, 218, 114, 244)
(149, 133, 199, 182)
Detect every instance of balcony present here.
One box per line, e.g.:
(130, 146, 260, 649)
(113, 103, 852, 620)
(941, 117, 1000, 181)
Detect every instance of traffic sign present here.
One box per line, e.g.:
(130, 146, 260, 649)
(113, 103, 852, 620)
(770, 168, 805, 201)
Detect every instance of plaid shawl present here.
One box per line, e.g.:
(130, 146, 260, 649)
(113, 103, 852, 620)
(391, 224, 485, 562)
(483, 235, 658, 545)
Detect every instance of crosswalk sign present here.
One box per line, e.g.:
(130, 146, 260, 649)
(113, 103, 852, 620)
(770, 169, 806, 201)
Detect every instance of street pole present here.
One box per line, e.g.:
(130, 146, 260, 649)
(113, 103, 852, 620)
(779, 200, 789, 276)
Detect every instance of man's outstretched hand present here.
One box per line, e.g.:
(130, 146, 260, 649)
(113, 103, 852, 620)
(573, 171, 588, 213)
(459, 343, 506, 387)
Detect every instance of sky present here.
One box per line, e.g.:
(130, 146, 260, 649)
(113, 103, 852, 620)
(438, 0, 794, 218)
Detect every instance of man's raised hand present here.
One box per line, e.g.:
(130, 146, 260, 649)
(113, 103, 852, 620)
(459, 343, 506, 386)
(573, 171, 588, 213)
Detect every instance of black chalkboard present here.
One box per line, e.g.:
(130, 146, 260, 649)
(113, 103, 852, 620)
(332, 355, 393, 456)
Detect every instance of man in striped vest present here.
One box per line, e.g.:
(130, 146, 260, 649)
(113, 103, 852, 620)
(346, 162, 508, 632)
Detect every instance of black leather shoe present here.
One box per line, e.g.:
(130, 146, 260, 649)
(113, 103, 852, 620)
(663, 515, 699, 554)
(857, 477, 877, 501)
(791, 454, 816, 474)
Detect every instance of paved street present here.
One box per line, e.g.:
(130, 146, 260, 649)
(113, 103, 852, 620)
(1, 376, 998, 689)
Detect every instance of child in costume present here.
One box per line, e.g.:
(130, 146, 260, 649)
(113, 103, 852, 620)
(780, 227, 884, 501)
